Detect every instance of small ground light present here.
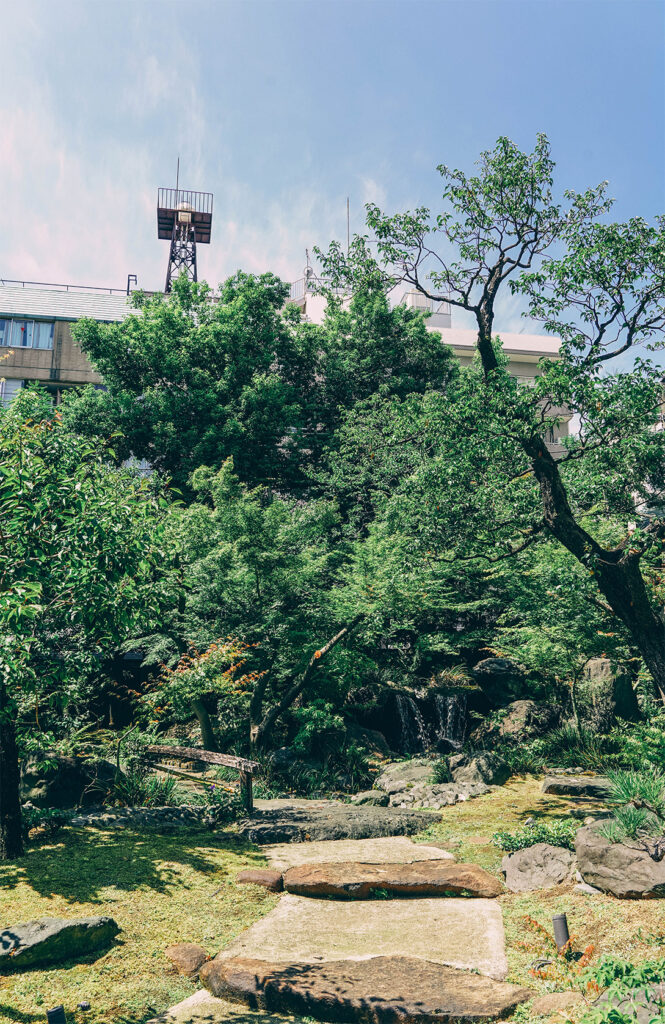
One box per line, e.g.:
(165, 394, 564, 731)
(77, 1003, 91, 1011)
(552, 913, 570, 952)
(46, 1008, 67, 1024)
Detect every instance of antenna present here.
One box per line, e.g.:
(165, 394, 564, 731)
(157, 166, 213, 293)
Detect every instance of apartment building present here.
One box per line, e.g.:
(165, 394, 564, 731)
(0, 282, 133, 406)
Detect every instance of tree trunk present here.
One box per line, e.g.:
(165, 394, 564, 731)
(528, 442, 665, 701)
(191, 698, 219, 752)
(252, 615, 364, 751)
(0, 684, 24, 860)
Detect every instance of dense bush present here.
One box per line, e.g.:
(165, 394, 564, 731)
(493, 818, 579, 852)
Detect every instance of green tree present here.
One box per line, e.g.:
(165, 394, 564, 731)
(63, 275, 454, 497)
(0, 392, 170, 859)
(318, 135, 665, 699)
(151, 458, 361, 750)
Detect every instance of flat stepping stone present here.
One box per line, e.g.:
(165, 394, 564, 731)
(200, 955, 533, 1022)
(283, 860, 502, 899)
(239, 799, 434, 844)
(216, 893, 508, 980)
(264, 836, 454, 872)
(542, 775, 612, 799)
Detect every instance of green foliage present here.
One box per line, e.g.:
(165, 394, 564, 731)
(0, 388, 171, 734)
(493, 817, 578, 852)
(64, 275, 454, 496)
(598, 768, 665, 843)
(431, 758, 452, 784)
(290, 700, 345, 755)
(580, 957, 665, 1024)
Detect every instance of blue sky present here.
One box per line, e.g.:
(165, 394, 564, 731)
(2, 0, 663, 331)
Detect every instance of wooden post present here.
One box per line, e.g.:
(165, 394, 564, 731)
(239, 771, 254, 814)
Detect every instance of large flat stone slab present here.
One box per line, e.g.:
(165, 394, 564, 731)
(200, 956, 533, 1022)
(264, 837, 453, 872)
(542, 775, 612, 799)
(147, 988, 297, 1023)
(283, 860, 502, 899)
(217, 893, 508, 980)
(240, 800, 435, 844)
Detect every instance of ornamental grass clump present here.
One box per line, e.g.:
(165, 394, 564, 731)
(599, 768, 665, 844)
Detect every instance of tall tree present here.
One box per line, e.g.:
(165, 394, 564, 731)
(0, 392, 170, 859)
(318, 136, 665, 697)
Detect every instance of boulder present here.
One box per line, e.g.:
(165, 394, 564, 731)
(164, 943, 209, 978)
(577, 658, 640, 732)
(470, 658, 528, 708)
(575, 824, 665, 898)
(501, 844, 576, 893)
(264, 837, 455, 872)
(283, 860, 503, 899)
(542, 776, 612, 800)
(375, 758, 435, 794)
(236, 869, 284, 892)
(470, 700, 559, 746)
(345, 725, 392, 758)
(450, 752, 510, 788)
(20, 755, 119, 809)
(200, 955, 533, 1022)
(351, 790, 389, 807)
(0, 916, 119, 970)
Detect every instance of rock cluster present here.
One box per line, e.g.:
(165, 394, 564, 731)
(67, 805, 224, 830)
(371, 754, 508, 810)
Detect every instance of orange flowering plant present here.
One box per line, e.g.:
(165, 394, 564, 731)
(143, 638, 263, 746)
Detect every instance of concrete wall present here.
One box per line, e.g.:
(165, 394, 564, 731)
(1, 320, 101, 393)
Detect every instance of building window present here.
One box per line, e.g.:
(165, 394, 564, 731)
(0, 318, 54, 350)
(0, 378, 24, 408)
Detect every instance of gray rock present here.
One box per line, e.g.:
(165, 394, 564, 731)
(20, 755, 119, 809)
(470, 700, 559, 746)
(575, 824, 665, 898)
(577, 658, 640, 732)
(375, 759, 435, 793)
(542, 775, 612, 799)
(351, 790, 389, 807)
(471, 658, 528, 707)
(0, 916, 119, 970)
(501, 843, 575, 892)
(450, 752, 510, 787)
(575, 882, 602, 895)
(238, 799, 434, 844)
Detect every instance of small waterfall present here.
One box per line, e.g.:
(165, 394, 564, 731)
(434, 692, 467, 750)
(396, 694, 431, 753)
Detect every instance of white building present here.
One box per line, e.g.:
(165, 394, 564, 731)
(287, 280, 571, 440)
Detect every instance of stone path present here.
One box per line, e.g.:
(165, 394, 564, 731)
(237, 798, 435, 844)
(154, 825, 529, 1023)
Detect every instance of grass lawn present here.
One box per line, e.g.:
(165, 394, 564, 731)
(2, 779, 664, 1024)
(0, 824, 277, 1024)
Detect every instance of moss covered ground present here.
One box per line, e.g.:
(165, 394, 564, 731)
(2, 779, 664, 1023)
(0, 825, 276, 1024)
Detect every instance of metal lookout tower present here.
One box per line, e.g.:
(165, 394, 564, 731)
(157, 168, 213, 293)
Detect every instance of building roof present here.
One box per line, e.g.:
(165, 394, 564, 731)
(0, 285, 133, 323)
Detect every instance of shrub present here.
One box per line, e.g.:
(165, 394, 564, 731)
(597, 768, 665, 844)
(493, 817, 578, 852)
(579, 957, 665, 1024)
(431, 758, 452, 784)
